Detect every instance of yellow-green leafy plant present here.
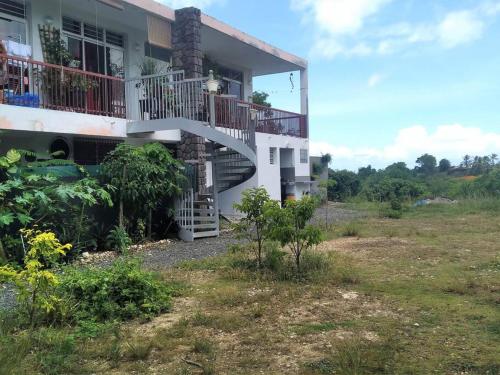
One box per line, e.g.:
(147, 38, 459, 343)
(0, 229, 71, 326)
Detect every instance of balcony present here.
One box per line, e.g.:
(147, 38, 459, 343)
(1, 54, 307, 138)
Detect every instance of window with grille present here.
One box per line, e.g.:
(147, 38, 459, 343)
(270, 147, 277, 165)
(84, 23, 104, 41)
(62, 16, 81, 35)
(300, 149, 308, 164)
(0, 0, 25, 19)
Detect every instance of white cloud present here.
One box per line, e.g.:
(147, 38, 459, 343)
(292, 0, 392, 35)
(154, 0, 220, 10)
(437, 11, 484, 48)
(310, 124, 500, 170)
(292, 0, 500, 59)
(368, 73, 383, 87)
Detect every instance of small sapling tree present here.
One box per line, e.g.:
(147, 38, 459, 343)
(267, 196, 322, 272)
(233, 187, 278, 268)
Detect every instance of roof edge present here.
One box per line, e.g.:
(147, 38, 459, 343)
(200, 13, 307, 70)
(121, 0, 307, 69)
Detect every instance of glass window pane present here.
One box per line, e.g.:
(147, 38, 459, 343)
(84, 41, 105, 74)
(106, 47, 124, 77)
(0, 17, 26, 43)
(65, 36, 83, 69)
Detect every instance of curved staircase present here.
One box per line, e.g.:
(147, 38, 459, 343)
(125, 71, 257, 241)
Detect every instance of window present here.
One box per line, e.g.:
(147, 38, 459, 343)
(61, 15, 125, 77)
(144, 41, 172, 63)
(0, 0, 24, 18)
(300, 149, 308, 164)
(270, 147, 277, 165)
(0, 0, 26, 43)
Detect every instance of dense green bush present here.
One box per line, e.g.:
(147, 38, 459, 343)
(361, 177, 426, 202)
(0, 149, 112, 262)
(327, 169, 362, 201)
(59, 259, 173, 322)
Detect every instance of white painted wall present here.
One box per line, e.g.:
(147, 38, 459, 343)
(218, 132, 310, 216)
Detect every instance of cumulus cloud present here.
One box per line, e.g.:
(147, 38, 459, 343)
(310, 124, 500, 170)
(154, 0, 220, 10)
(292, 0, 500, 59)
(292, 0, 391, 35)
(368, 73, 383, 87)
(437, 10, 484, 48)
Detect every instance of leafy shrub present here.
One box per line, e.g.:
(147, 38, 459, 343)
(0, 148, 112, 261)
(59, 259, 173, 322)
(0, 229, 71, 326)
(106, 225, 132, 253)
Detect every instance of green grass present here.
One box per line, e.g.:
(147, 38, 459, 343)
(1, 198, 498, 374)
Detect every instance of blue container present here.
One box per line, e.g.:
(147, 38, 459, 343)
(5, 93, 40, 108)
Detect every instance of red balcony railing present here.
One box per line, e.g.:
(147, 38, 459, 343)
(247, 102, 307, 138)
(0, 54, 125, 118)
(1, 57, 307, 138)
(212, 96, 307, 138)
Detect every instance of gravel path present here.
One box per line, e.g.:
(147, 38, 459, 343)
(141, 231, 238, 270)
(0, 203, 363, 310)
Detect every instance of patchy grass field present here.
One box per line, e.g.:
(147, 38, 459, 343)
(2, 200, 499, 374)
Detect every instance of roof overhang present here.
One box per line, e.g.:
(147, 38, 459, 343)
(121, 0, 307, 75)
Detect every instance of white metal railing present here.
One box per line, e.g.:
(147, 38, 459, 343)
(125, 72, 209, 123)
(125, 72, 258, 150)
(175, 188, 194, 232)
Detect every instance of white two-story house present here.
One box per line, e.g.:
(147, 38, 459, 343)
(0, 0, 311, 240)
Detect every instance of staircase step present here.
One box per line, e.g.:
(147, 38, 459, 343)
(193, 208, 215, 214)
(193, 200, 214, 205)
(214, 159, 253, 167)
(218, 175, 243, 181)
(197, 194, 213, 199)
(217, 168, 250, 174)
(193, 230, 219, 239)
(193, 216, 217, 222)
(193, 223, 218, 230)
(215, 150, 238, 156)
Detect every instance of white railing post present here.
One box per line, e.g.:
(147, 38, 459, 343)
(190, 188, 194, 233)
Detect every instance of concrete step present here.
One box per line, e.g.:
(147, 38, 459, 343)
(192, 223, 218, 230)
(218, 175, 243, 181)
(193, 230, 219, 239)
(214, 159, 253, 167)
(216, 168, 251, 174)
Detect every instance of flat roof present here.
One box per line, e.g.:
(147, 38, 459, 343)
(121, 0, 307, 70)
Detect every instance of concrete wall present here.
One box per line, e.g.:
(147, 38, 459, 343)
(0, 104, 180, 141)
(218, 133, 310, 216)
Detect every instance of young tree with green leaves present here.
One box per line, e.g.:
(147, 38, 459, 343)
(101, 142, 185, 238)
(267, 196, 323, 272)
(233, 187, 279, 268)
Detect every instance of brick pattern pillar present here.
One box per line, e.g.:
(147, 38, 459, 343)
(172, 7, 207, 193)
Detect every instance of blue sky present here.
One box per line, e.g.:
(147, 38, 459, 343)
(159, 0, 500, 170)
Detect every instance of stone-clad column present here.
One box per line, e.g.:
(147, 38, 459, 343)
(173, 7, 207, 193)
